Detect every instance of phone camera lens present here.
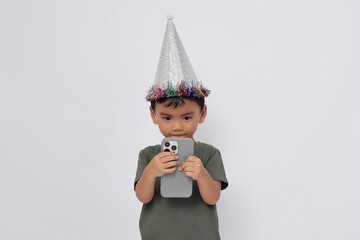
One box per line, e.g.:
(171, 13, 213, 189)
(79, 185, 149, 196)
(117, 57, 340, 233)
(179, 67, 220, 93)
(164, 149, 170, 152)
(171, 145, 177, 151)
(165, 142, 170, 147)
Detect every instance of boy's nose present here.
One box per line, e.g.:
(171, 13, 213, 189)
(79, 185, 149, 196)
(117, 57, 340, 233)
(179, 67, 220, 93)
(172, 121, 183, 131)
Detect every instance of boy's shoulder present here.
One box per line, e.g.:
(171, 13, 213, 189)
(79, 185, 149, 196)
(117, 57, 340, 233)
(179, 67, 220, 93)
(141, 143, 161, 149)
(139, 144, 161, 155)
(195, 141, 221, 153)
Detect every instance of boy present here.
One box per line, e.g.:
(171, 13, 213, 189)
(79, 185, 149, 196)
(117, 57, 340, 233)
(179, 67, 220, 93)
(134, 17, 228, 240)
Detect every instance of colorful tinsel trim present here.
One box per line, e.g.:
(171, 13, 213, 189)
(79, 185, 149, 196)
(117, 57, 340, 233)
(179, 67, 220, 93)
(145, 80, 210, 101)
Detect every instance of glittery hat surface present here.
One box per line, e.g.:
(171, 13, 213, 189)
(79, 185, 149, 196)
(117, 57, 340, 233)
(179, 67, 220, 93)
(146, 17, 210, 101)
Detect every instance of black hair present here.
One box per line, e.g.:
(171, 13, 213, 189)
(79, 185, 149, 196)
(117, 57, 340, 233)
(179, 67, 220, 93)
(151, 97, 205, 112)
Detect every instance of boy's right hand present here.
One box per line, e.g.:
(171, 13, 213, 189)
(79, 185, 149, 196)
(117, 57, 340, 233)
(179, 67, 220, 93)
(145, 152, 179, 178)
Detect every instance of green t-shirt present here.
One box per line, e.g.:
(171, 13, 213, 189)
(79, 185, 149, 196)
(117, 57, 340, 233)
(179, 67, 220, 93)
(134, 142, 228, 240)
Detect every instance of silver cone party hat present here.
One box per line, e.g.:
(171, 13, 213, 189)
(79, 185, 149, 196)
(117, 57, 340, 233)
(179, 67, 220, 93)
(146, 16, 210, 101)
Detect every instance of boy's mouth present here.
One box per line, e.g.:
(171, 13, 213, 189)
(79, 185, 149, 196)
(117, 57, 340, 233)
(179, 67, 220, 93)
(171, 134, 187, 137)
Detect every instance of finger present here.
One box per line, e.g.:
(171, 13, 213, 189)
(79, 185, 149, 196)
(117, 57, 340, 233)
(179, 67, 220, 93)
(183, 171, 194, 178)
(182, 166, 196, 173)
(162, 155, 179, 163)
(181, 158, 192, 165)
(158, 151, 175, 158)
(179, 162, 187, 171)
(164, 160, 179, 169)
(184, 156, 199, 162)
(164, 166, 177, 174)
(179, 161, 194, 171)
(160, 152, 177, 159)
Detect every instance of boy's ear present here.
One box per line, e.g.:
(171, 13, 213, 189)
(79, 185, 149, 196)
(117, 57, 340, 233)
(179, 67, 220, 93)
(199, 105, 207, 124)
(150, 106, 158, 124)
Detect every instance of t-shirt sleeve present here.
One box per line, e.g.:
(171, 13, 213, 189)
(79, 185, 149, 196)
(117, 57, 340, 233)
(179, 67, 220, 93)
(205, 149, 229, 190)
(134, 148, 150, 190)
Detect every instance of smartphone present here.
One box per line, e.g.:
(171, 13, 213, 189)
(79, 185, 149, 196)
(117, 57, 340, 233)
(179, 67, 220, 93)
(160, 137, 194, 198)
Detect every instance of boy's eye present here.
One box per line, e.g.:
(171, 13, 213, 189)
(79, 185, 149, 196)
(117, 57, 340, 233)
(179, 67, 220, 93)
(163, 117, 171, 120)
(184, 116, 192, 120)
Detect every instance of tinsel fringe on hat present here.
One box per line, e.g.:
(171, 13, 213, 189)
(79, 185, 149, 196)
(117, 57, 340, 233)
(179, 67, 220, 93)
(145, 80, 210, 101)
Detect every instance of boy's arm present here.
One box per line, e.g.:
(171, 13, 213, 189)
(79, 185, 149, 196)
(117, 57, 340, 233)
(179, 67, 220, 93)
(196, 169, 221, 205)
(135, 152, 179, 204)
(135, 167, 156, 204)
(179, 156, 221, 205)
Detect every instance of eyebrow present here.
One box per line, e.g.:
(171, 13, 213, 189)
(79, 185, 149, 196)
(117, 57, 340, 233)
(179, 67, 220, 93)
(159, 112, 172, 116)
(159, 111, 195, 117)
(181, 111, 195, 116)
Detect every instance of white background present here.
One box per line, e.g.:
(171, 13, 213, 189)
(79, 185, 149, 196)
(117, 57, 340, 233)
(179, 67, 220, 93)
(1, 0, 359, 239)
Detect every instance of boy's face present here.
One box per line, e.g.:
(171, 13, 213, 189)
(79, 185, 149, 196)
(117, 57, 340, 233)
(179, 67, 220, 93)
(150, 99, 207, 141)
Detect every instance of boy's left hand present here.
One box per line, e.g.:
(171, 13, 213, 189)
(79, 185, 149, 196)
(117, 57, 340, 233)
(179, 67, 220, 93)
(179, 156, 205, 180)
